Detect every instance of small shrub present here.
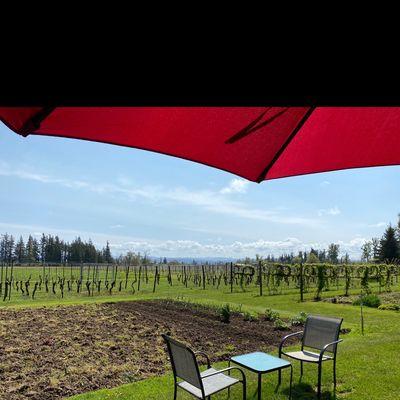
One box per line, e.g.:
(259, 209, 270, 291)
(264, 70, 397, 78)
(265, 308, 280, 322)
(218, 304, 231, 323)
(274, 319, 290, 331)
(243, 311, 257, 322)
(326, 296, 353, 305)
(290, 311, 308, 326)
(353, 294, 381, 308)
(224, 344, 236, 352)
(378, 303, 400, 311)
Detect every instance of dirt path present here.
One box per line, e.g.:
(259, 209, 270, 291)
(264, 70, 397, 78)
(0, 300, 294, 399)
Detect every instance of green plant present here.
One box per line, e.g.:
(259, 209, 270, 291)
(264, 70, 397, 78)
(314, 265, 326, 301)
(218, 303, 231, 323)
(264, 308, 280, 321)
(360, 267, 371, 294)
(378, 303, 400, 311)
(290, 311, 308, 326)
(353, 294, 381, 308)
(273, 318, 290, 331)
(243, 311, 257, 322)
(344, 265, 351, 296)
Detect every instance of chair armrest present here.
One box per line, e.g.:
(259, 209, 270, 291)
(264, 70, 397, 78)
(279, 331, 303, 355)
(202, 366, 246, 383)
(319, 339, 343, 361)
(194, 351, 211, 368)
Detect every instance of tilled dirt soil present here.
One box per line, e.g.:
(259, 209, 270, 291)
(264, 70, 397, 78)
(0, 300, 295, 399)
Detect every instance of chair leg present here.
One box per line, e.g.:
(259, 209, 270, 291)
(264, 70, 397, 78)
(317, 362, 322, 399)
(289, 365, 293, 400)
(242, 380, 246, 400)
(173, 384, 177, 400)
(300, 360, 304, 376)
(278, 350, 282, 385)
(333, 358, 337, 389)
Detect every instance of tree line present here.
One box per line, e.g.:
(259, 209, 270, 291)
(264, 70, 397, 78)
(240, 243, 345, 265)
(0, 233, 114, 264)
(361, 215, 400, 263)
(2, 214, 400, 266)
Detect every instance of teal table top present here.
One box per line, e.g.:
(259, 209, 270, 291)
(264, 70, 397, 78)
(231, 352, 291, 373)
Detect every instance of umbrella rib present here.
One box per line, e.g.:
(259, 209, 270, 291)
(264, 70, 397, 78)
(256, 106, 315, 183)
(19, 107, 55, 137)
(225, 107, 292, 144)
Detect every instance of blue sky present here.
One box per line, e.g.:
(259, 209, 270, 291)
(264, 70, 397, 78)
(0, 122, 399, 259)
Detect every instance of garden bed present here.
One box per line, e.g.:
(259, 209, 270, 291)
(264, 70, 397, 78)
(0, 300, 295, 399)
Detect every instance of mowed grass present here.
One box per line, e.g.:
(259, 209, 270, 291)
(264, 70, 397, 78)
(1, 271, 399, 399)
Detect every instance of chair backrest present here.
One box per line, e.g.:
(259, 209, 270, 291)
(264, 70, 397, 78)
(162, 334, 203, 390)
(302, 315, 343, 353)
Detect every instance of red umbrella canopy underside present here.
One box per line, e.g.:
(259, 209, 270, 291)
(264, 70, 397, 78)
(1, 107, 400, 182)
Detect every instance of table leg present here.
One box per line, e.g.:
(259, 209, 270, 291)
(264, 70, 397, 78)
(258, 373, 262, 400)
(228, 360, 231, 398)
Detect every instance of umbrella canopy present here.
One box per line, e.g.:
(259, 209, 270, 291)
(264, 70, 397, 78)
(1, 106, 400, 182)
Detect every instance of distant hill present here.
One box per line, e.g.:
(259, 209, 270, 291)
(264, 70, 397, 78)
(149, 256, 238, 264)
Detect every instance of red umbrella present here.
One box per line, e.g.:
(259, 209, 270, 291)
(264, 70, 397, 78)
(1, 106, 400, 182)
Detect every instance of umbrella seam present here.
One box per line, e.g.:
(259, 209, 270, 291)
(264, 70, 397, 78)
(256, 106, 315, 182)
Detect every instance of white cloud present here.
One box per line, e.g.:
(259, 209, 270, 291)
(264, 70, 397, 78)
(220, 178, 249, 194)
(106, 236, 370, 259)
(0, 221, 368, 259)
(368, 222, 386, 228)
(163, 187, 318, 226)
(110, 224, 124, 229)
(0, 162, 318, 227)
(320, 180, 331, 187)
(318, 206, 341, 217)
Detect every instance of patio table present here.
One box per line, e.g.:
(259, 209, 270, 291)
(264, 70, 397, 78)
(229, 351, 292, 400)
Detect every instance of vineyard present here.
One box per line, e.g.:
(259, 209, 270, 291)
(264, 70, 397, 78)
(0, 261, 399, 302)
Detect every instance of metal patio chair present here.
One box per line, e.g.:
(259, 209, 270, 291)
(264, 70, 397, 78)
(162, 334, 246, 399)
(279, 315, 343, 398)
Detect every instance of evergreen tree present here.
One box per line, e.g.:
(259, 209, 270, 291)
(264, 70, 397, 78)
(54, 236, 63, 263)
(26, 235, 35, 263)
(14, 236, 25, 263)
(45, 235, 54, 262)
(70, 237, 84, 263)
(379, 225, 399, 262)
(0, 234, 7, 261)
(103, 241, 113, 263)
(318, 249, 327, 262)
(3, 234, 15, 262)
(40, 234, 47, 263)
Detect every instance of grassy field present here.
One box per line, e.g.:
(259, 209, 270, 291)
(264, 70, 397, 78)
(1, 270, 399, 399)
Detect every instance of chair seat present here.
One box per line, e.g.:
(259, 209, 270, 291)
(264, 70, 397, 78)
(283, 350, 333, 363)
(178, 367, 239, 398)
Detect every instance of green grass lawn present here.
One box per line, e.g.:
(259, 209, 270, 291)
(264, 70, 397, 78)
(1, 276, 399, 399)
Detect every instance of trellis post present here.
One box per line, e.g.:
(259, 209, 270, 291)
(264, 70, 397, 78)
(230, 262, 233, 293)
(300, 262, 304, 302)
